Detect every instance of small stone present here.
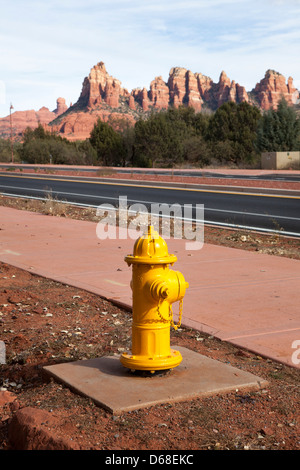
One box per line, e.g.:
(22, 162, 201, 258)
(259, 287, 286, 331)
(260, 427, 273, 436)
(0, 390, 17, 406)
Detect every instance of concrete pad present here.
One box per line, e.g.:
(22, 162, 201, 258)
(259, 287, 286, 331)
(43, 346, 268, 415)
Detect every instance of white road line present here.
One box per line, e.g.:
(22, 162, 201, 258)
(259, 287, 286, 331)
(1, 184, 299, 221)
(204, 207, 300, 221)
(1, 190, 299, 237)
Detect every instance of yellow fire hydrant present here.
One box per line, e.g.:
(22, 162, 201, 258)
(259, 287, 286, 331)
(120, 225, 189, 372)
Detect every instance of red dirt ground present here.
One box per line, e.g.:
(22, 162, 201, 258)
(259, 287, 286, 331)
(0, 172, 299, 451)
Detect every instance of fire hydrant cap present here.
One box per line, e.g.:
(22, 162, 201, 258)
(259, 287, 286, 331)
(125, 225, 177, 265)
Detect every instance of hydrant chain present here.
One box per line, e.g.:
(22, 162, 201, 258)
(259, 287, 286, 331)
(156, 298, 170, 324)
(156, 298, 183, 330)
(169, 299, 183, 331)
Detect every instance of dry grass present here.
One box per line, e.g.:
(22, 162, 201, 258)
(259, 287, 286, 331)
(41, 191, 68, 217)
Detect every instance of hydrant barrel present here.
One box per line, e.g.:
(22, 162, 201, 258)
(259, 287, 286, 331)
(120, 225, 188, 372)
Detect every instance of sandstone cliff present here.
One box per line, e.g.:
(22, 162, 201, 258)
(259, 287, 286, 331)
(1, 62, 299, 142)
(0, 98, 68, 140)
(77, 62, 127, 109)
(251, 69, 299, 110)
(50, 63, 252, 140)
(131, 68, 249, 112)
(52, 62, 299, 140)
(53, 62, 298, 141)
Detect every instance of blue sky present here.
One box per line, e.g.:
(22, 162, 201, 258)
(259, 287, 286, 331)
(1, 0, 300, 117)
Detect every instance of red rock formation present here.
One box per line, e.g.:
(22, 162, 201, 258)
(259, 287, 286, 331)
(128, 94, 136, 110)
(196, 73, 214, 104)
(252, 70, 299, 110)
(168, 67, 188, 108)
(236, 83, 249, 103)
(79, 62, 106, 108)
(141, 88, 150, 111)
(78, 61, 122, 109)
(0, 98, 68, 139)
(167, 67, 248, 111)
(216, 71, 232, 107)
(186, 71, 203, 111)
(54, 97, 68, 116)
(149, 76, 169, 109)
(1, 61, 298, 142)
(214, 71, 248, 107)
(131, 87, 150, 111)
(51, 109, 135, 141)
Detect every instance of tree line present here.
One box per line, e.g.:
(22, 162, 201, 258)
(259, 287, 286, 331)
(1, 98, 300, 168)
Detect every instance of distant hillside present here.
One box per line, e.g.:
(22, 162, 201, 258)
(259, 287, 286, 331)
(0, 98, 68, 141)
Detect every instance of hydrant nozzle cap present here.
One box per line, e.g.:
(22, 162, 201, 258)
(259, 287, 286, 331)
(125, 225, 177, 265)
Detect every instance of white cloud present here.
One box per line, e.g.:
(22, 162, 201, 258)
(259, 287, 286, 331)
(0, 0, 299, 117)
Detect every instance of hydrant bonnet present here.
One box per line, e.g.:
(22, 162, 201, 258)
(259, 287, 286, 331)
(125, 225, 177, 265)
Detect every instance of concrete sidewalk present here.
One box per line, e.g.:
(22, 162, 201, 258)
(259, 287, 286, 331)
(0, 205, 299, 369)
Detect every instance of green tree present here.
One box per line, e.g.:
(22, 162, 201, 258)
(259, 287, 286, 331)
(133, 106, 209, 167)
(21, 138, 51, 164)
(74, 140, 98, 165)
(89, 119, 125, 166)
(0, 138, 21, 162)
(107, 116, 135, 167)
(21, 124, 97, 165)
(207, 101, 261, 164)
(133, 112, 178, 167)
(256, 98, 300, 152)
(182, 135, 211, 166)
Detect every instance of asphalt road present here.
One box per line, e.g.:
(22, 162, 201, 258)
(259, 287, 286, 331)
(0, 173, 299, 237)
